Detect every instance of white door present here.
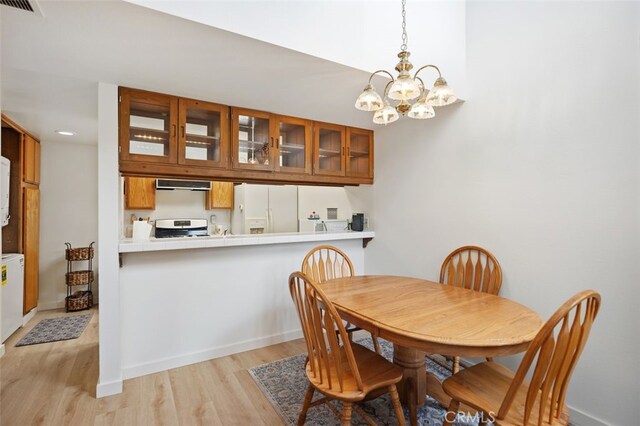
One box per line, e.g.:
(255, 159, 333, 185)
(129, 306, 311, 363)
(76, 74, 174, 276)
(268, 185, 298, 233)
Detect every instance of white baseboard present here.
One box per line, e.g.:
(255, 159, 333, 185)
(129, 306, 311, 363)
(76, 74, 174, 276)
(568, 405, 610, 426)
(0, 344, 5, 358)
(122, 329, 303, 380)
(96, 378, 123, 398)
(38, 300, 65, 311)
(38, 295, 99, 312)
(22, 308, 37, 325)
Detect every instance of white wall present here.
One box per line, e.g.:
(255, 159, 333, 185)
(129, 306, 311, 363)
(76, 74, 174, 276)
(298, 186, 356, 221)
(123, 189, 230, 238)
(97, 82, 122, 397)
(119, 238, 364, 379)
(39, 141, 98, 309)
(366, 2, 639, 426)
(0, 5, 4, 358)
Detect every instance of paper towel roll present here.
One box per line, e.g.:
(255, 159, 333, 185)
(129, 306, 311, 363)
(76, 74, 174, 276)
(132, 220, 152, 241)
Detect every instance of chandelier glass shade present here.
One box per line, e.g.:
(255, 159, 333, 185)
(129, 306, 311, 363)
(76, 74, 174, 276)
(355, 0, 456, 124)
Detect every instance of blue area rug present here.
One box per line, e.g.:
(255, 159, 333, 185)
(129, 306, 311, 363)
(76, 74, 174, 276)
(249, 338, 477, 425)
(15, 314, 92, 347)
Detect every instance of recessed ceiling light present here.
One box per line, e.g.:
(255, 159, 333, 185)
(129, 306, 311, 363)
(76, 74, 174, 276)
(55, 130, 75, 136)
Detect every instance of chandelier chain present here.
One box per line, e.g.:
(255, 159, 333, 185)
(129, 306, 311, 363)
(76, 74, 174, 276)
(400, 0, 408, 52)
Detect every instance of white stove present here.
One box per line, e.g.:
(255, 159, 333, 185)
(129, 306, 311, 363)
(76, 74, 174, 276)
(154, 219, 209, 238)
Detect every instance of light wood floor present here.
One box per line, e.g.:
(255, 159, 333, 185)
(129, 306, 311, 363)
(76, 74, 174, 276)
(0, 306, 307, 425)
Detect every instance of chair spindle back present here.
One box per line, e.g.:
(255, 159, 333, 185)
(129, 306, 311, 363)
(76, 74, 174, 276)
(289, 271, 363, 393)
(302, 245, 354, 284)
(498, 290, 601, 425)
(440, 246, 502, 295)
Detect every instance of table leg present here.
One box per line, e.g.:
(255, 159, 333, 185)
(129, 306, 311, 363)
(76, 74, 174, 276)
(393, 345, 426, 425)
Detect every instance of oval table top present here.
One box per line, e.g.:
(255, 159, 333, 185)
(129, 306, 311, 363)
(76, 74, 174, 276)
(322, 275, 543, 357)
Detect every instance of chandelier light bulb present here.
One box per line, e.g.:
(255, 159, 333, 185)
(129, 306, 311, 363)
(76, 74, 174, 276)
(426, 77, 457, 107)
(373, 103, 400, 125)
(387, 75, 421, 101)
(408, 98, 435, 120)
(355, 85, 384, 112)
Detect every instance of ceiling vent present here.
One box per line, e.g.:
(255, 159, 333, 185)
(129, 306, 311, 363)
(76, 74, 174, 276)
(1, 0, 43, 16)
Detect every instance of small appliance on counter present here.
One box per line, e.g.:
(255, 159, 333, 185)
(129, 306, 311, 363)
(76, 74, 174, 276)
(351, 213, 365, 232)
(132, 218, 152, 241)
(155, 219, 209, 238)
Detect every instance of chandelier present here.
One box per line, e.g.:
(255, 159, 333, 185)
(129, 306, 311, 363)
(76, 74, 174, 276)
(355, 0, 457, 125)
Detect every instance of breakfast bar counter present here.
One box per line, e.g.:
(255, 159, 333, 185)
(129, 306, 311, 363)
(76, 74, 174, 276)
(117, 235, 370, 380)
(119, 230, 375, 253)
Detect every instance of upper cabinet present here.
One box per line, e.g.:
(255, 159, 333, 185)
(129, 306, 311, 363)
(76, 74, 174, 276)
(119, 88, 178, 164)
(119, 87, 373, 186)
(23, 134, 41, 185)
(346, 128, 374, 179)
(124, 177, 156, 210)
(313, 122, 346, 177)
(119, 88, 230, 169)
(205, 181, 234, 210)
(231, 108, 274, 171)
(275, 115, 312, 175)
(231, 109, 313, 175)
(178, 98, 229, 169)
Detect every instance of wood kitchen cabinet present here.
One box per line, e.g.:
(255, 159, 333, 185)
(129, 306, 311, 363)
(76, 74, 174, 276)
(23, 187, 39, 314)
(124, 177, 156, 209)
(2, 115, 42, 315)
(23, 134, 40, 185)
(120, 88, 230, 170)
(313, 122, 346, 177)
(178, 98, 229, 169)
(205, 181, 234, 210)
(119, 87, 178, 164)
(231, 109, 313, 175)
(231, 108, 275, 171)
(119, 87, 374, 185)
(275, 115, 312, 174)
(346, 127, 374, 178)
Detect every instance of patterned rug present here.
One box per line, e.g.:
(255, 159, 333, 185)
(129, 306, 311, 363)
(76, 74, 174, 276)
(249, 338, 478, 425)
(16, 314, 92, 347)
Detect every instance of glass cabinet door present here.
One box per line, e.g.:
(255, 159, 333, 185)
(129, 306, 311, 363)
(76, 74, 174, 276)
(119, 88, 177, 164)
(232, 108, 274, 171)
(346, 128, 373, 178)
(178, 99, 229, 168)
(275, 116, 312, 174)
(313, 122, 345, 176)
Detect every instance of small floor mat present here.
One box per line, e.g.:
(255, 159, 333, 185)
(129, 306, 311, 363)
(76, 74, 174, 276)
(15, 314, 92, 347)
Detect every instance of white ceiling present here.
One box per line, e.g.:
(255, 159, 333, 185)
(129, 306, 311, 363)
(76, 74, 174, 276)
(1, 0, 465, 145)
(125, 0, 466, 92)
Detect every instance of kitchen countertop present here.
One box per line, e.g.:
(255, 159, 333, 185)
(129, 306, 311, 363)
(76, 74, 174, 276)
(119, 230, 375, 253)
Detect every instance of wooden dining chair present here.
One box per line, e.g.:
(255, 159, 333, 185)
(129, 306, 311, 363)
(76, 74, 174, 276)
(439, 245, 503, 373)
(289, 272, 406, 426)
(442, 290, 601, 426)
(302, 245, 381, 354)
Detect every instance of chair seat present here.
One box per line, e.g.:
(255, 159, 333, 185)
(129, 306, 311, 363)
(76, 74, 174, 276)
(443, 362, 570, 426)
(306, 343, 403, 402)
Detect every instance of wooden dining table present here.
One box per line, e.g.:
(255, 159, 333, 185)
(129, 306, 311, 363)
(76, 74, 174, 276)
(322, 275, 543, 425)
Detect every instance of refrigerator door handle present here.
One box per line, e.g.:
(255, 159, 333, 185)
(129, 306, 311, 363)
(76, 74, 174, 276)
(268, 208, 274, 233)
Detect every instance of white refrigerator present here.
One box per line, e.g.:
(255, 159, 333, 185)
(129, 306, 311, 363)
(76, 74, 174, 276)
(1, 253, 24, 342)
(231, 184, 298, 234)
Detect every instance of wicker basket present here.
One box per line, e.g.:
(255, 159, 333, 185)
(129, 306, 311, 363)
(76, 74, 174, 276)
(65, 246, 94, 261)
(66, 270, 94, 286)
(66, 290, 93, 312)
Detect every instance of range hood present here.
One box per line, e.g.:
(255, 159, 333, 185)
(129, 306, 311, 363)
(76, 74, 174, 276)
(156, 179, 212, 191)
